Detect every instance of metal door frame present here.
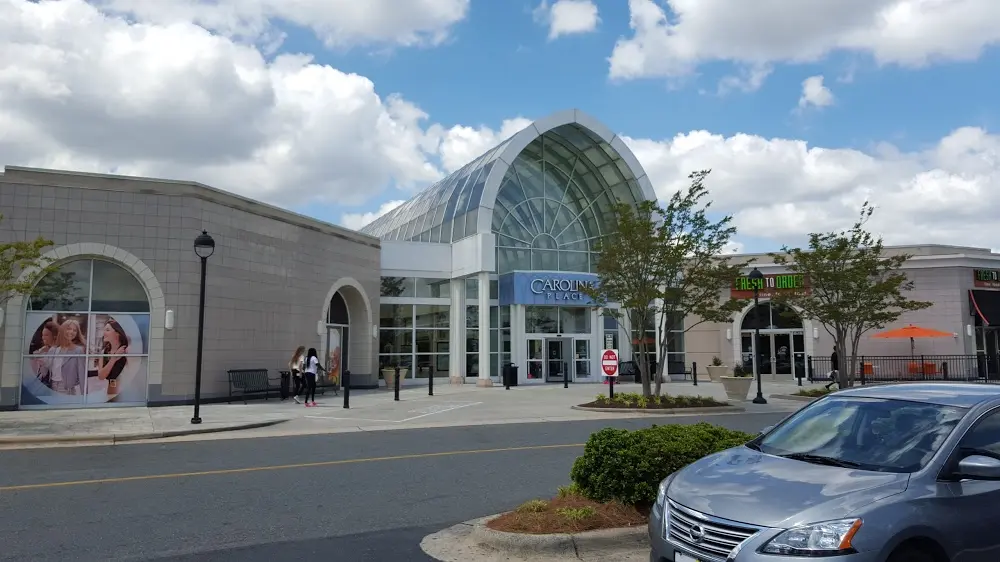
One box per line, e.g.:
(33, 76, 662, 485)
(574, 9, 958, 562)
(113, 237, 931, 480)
(544, 337, 572, 383)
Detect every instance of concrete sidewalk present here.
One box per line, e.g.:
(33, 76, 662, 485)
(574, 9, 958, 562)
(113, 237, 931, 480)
(0, 379, 819, 447)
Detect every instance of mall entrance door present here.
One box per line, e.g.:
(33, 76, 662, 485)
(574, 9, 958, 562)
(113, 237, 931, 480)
(544, 338, 572, 383)
(741, 331, 805, 379)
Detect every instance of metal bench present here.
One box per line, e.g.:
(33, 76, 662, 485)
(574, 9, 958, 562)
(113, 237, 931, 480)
(227, 369, 280, 404)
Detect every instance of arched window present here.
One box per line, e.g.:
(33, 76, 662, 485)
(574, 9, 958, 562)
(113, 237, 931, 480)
(741, 302, 802, 331)
(328, 292, 349, 325)
(492, 126, 646, 274)
(22, 259, 150, 407)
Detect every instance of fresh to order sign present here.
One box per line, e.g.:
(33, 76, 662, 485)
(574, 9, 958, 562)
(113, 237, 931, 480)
(730, 273, 810, 299)
(601, 349, 619, 377)
(974, 269, 1000, 289)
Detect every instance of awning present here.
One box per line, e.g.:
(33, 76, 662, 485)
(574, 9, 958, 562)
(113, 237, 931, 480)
(970, 290, 1000, 326)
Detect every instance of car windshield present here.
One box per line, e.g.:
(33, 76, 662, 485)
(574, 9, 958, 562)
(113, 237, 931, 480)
(756, 396, 968, 473)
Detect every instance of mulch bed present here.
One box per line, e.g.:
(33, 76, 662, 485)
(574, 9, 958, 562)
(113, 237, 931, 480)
(487, 494, 648, 535)
(793, 388, 832, 397)
(579, 397, 726, 409)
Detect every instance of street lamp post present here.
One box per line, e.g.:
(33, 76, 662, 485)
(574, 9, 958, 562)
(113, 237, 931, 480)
(749, 267, 768, 404)
(191, 230, 215, 424)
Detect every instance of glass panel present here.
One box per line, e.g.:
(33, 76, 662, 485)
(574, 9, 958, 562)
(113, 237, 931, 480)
(328, 292, 350, 324)
(525, 306, 559, 334)
(415, 329, 450, 353)
(490, 329, 499, 350)
(489, 280, 499, 300)
(91, 260, 149, 312)
(29, 259, 91, 312)
(380, 277, 413, 298)
(532, 249, 558, 270)
(415, 354, 449, 378)
(466, 353, 479, 377)
(379, 354, 412, 370)
(527, 339, 543, 360)
(466, 305, 479, 329)
(490, 354, 500, 378)
(379, 304, 413, 328)
(559, 308, 591, 334)
(490, 306, 498, 329)
(379, 329, 412, 354)
(414, 305, 449, 328)
(90, 313, 150, 355)
(603, 313, 618, 330)
(415, 278, 450, 299)
(575, 340, 591, 378)
(603, 330, 619, 351)
(465, 278, 479, 300)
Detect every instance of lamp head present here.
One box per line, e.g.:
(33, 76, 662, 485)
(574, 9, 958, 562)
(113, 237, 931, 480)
(748, 267, 764, 282)
(194, 230, 215, 259)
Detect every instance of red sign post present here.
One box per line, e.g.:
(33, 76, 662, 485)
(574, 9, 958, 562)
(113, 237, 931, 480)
(601, 349, 619, 399)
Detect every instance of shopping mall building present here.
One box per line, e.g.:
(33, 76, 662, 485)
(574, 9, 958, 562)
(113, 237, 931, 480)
(3, 109, 1000, 410)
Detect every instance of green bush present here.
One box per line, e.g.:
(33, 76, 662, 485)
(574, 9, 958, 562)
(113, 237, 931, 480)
(570, 422, 755, 506)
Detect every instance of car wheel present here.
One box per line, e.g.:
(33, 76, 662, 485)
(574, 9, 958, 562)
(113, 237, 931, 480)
(887, 546, 936, 562)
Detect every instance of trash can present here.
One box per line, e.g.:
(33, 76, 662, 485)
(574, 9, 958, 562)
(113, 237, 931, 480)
(279, 370, 291, 400)
(504, 363, 519, 387)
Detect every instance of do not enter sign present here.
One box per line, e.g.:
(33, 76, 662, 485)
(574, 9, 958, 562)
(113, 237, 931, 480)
(601, 349, 619, 376)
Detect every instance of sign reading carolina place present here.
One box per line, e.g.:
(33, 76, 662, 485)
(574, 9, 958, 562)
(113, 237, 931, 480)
(730, 273, 810, 299)
(498, 272, 599, 306)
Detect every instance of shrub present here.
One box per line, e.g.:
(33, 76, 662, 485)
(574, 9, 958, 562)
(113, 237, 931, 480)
(556, 506, 596, 521)
(711, 356, 723, 366)
(556, 483, 581, 497)
(516, 499, 549, 513)
(570, 423, 756, 506)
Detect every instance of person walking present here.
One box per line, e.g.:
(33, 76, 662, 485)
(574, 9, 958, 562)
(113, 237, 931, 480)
(825, 346, 840, 390)
(303, 347, 321, 407)
(289, 346, 306, 404)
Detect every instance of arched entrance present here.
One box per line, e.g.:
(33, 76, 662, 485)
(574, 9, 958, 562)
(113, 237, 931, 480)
(739, 301, 806, 379)
(320, 279, 373, 385)
(20, 258, 152, 408)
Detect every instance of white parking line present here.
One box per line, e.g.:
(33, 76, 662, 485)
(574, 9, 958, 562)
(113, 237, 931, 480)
(398, 402, 482, 422)
(303, 401, 482, 424)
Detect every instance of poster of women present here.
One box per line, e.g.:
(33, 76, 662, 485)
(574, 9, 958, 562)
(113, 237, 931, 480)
(327, 327, 342, 385)
(86, 314, 149, 404)
(21, 312, 89, 406)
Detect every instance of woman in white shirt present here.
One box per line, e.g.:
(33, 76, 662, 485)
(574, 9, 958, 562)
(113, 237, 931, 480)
(303, 347, 321, 407)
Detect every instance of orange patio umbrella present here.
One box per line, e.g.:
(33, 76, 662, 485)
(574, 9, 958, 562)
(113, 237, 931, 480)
(872, 324, 953, 354)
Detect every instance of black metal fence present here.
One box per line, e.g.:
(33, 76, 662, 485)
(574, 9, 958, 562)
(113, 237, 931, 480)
(808, 355, 1000, 385)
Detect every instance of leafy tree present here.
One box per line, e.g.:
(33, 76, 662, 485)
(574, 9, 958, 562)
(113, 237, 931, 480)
(582, 171, 750, 396)
(0, 214, 55, 309)
(769, 202, 932, 387)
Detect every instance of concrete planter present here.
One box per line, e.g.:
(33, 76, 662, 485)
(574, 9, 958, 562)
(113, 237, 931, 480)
(721, 376, 753, 402)
(706, 365, 728, 382)
(381, 368, 408, 389)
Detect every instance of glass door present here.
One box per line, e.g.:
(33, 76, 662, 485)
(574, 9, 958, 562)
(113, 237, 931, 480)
(527, 339, 544, 381)
(773, 333, 792, 377)
(326, 325, 347, 385)
(574, 339, 591, 380)
(544, 338, 569, 383)
(757, 333, 772, 375)
(792, 332, 805, 379)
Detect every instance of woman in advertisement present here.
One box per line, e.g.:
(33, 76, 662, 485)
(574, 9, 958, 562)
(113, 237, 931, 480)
(29, 320, 60, 389)
(92, 317, 130, 401)
(51, 319, 87, 394)
(328, 328, 341, 391)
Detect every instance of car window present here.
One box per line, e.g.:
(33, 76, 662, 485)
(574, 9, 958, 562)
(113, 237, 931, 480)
(758, 397, 967, 473)
(960, 410, 1000, 459)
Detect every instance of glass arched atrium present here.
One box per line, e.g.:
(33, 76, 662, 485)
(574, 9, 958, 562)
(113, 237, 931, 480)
(361, 118, 651, 274)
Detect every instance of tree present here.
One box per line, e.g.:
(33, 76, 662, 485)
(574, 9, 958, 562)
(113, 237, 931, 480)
(0, 214, 55, 309)
(768, 202, 932, 387)
(582, 171, 750, 397)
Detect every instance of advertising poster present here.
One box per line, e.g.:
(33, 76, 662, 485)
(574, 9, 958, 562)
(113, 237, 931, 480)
(327, 326, 342, 385)
(20, 312, 149, 406)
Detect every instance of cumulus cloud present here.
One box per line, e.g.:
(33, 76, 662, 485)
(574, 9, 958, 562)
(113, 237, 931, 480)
(623, 126, 1000, 249)
(0, 0, 445, 207)
(798, 75, 835, 108)
(533, 0, 600, 40)
(93, 0, 470, 49)
(341, 200, 406, 230)
(432, 117, 534, 173)
(609, 0, 1000, 81)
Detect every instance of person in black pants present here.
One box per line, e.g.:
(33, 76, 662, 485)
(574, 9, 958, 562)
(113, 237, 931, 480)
(303, 347, 321, 407)
(826, 347, 840, 390)
(289, 346, 305, 404)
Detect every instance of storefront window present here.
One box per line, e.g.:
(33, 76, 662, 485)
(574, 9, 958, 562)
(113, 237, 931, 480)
(23, 259, 150, 407)
(414, 278, 450, 299)
(379, 304, 413, 328)
(378, 303, 450, 379)
(525, 306, 559, 334)
(414, 305, 449, 328)
(559, 308, 591, 334)
(380, 276, 413, 298)
(465, 278, 479, 300)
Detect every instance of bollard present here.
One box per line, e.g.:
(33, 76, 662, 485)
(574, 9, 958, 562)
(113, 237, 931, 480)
(394, 366, 401, 401)
(692, 362, 698, 386)
(429, 369, 434, 396)
(942, 361, 949, 380)
(564, 362, 569, 389)
(343, 370, 351, 409)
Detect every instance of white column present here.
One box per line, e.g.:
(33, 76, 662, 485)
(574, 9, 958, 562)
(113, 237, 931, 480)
(449, 279, 465, 384)
(511, 305, 524, 383)
(477, 272, 492, 386)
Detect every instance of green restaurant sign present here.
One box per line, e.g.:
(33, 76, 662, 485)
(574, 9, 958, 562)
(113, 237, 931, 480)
(974, 269, 1000, 289)
(731, 273, 810, 298)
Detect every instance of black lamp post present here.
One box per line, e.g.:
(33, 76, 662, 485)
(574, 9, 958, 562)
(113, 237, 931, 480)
(191, 230, 215, 424)
(749, 267, 768, 404)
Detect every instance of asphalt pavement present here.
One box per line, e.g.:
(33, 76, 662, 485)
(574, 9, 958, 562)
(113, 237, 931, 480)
(0, 412, 787, 561)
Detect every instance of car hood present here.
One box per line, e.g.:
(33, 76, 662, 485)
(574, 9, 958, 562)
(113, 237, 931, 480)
(667, 446, 909, 528)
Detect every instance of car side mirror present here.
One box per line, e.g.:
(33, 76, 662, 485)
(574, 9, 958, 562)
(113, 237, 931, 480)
(958, 455, 1000, 480)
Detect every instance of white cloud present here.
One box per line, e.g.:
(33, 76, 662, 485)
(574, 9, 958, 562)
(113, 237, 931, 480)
(623, 126, 1000, 250)
(93, 0, 470, 49)
(609, 0, 1000, 81)
(0, 0, 445, 207)
(717, 64, 772, 95)
(432, 117, 534, 173)
(341, 199, 406, 230)
(533, 0, 600, 40)
(798, 75, 834, 108)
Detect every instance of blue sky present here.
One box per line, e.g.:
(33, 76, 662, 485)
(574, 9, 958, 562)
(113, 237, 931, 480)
(4, 0, 1000, 251)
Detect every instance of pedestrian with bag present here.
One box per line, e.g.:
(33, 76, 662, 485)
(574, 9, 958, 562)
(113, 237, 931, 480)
(825, 346, 840, 390)
(289, 345, 306, 404)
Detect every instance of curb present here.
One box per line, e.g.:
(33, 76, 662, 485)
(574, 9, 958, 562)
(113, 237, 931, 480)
(0, 419, 289, 446)
(570, 404, 745, 414)
(769, 394, 821, 402)
(420, 514, 648, 561)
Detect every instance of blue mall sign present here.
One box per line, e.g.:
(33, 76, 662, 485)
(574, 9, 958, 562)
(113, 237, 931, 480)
(498, 272, 599, 306)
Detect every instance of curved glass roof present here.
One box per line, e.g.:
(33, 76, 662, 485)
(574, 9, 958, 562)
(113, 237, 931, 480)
(360, 111, 655, 273)
(360, 136, 516, 243)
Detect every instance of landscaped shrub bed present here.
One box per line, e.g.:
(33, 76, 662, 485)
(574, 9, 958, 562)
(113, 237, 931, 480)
(794, 387, 832, 397)
(487, 485, 647, 534)
(580, 392, 726, 409)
